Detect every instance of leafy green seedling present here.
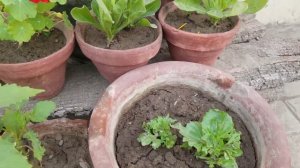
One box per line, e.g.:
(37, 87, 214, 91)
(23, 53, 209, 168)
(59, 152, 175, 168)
(173, 109, 243, 168)
(174, 0, 268, 25)
(71, 0, 161, 45)
(137, 115, 177, 149)
(0, 84, 56, 168)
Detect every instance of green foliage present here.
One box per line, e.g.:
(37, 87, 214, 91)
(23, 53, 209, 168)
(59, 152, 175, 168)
(137, 115, 177, 149)
(71, 0, 160, 45)
(0, 84, 56, 168)
(173, 109, 243, 168)
(0, 0, 70, 44)
(174, 0, 268, 24)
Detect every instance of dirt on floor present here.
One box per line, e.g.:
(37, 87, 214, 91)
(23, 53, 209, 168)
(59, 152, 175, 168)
(85, 25, 158, 50)
(41, 133, 93, 168)
(116, 85, 256, 168)
(0, 29, 66, 64)
(166, 10, 237, 34)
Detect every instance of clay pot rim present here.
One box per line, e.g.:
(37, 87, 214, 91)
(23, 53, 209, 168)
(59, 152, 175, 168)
(0, 23, 75, 67)
(75, 16, 163, 54)
(158, 2, 241, 38)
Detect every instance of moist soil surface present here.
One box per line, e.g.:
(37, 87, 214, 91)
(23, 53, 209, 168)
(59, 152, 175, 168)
(40, 133, 93, 168)
(0, 29, 66, 64)
(85, 25, 158, 50)
(116, 85, 256, 168)
(166, 10, 237, 34)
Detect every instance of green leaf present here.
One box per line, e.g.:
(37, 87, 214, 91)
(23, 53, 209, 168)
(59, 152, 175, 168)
(4, 0, 37, 21)
(224, 1, 248, 17)
(7, 20, 35, 43)
(36, 2, 56, 13)
(0, 84, 43, 108)
(0, 138, 31, 168)
(29, 101, 56, 123)
(50, 0, 67, 5)
(71, 5, 100, 29)
(207, 9, 223, 19)
(1, 110, 26, 139)
(136, 18, 157, 28)
(62, 11, 73, 28)
(143, 0, 161, 17)
(174, 0, 206, 14)
(0, 24, 12, 41)
(27, 14, 48, 31)
(23, 130, 45, 161)
(245, 0, 268, 14)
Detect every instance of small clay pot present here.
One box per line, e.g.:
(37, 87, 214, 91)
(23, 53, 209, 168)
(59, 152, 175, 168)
(75, 18, 163, 82)
(88, 61, 290, 168)
(0, 23, 75, 99)
(158, 2, 240, 65)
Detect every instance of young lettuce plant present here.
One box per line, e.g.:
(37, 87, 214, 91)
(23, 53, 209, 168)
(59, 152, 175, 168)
(174, 0, 268, 25)
(0, 84, 56, 168)
(0, 0, 71, 44)
(173, 109, 243, 168)
(71, 0, 161, 46)
(137, 115, 177, 149)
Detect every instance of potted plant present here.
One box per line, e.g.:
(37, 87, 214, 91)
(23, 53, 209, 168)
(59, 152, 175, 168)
(0, 0, 75, 99)
(88, 62, 290, 168)
(71, 0, 163, 82)
(158, 0, 268, 65)
(0, 84, 92, 167)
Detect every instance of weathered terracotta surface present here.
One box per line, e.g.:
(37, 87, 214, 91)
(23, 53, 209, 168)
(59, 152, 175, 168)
(75, 18, 163, 82)
(0, 23, 75, 99)
(158, 2, 240, 65)
(89, 61, 290, 168)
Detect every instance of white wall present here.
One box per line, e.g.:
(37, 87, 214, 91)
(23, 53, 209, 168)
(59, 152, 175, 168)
(256, 0, 300, 24)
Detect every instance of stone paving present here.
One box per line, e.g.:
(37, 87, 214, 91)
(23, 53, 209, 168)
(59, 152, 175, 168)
(271, 81, 300, 168)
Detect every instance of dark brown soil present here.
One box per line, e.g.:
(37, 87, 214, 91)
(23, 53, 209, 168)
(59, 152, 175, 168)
(166, 10, 237, 34)
(85, 25, 158, 50)
(116, 85, 256, 168)
(0, 29, 66, 64)
(41, 133, 93, 168)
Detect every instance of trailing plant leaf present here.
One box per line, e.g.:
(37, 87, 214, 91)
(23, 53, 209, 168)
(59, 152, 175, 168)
(71, 0, 161, 44)
(23, 130, 45, 161)
(174, 109, 243, 168)
(174, 0, 268, 24)
(137, 115, 177, 149)
(0, 138, 31, 168)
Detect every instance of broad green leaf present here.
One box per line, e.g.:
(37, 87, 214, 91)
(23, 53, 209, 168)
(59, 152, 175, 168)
(0, 24, 12, 41)
(224, 1, 248, 17)
(7, 20, 35, 43)
(126, 0, 147, 27)
(207, 9, 224, 19)
(50, 0, 67, 5)
(5, 0, 37, 21)
(201, 109, 234, 134)
(27, 14, 48, 31)
(62, 11, 73, 28)
(29, 101, 56, 123)
(143, 0, 161, 17)
(71, 5, 100, 29)
(174, 0, 206, 14)
(44, 17, 55, 29)
(95, 0, 114, 40)
(23, 130, 45, 161)
(136, 18, 157, 28)
(0, 84, 43, 108)
(36, 2, 56, 13)
(1, 110, 26, 139)
(0, 138, 31, 168)
(245, 0, 268, 14)
(111, 0, 127, 26)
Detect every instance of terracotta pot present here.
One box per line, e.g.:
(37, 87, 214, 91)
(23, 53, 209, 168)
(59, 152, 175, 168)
(89, 61, 290, 168)
(0, 23, 75, 99)
(158, 2, 240, 65)
(75, 18, 163, 82)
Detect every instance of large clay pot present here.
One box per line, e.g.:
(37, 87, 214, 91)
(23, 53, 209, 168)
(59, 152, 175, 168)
(75, 18, 163, 82)
(0, 23, 75, 99)
(88, 61, 290, 168)
(158, 2, 240, 65)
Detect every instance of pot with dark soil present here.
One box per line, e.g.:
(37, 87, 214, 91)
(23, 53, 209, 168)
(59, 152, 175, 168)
(71, 0, 162, 82)
(0, 1, 75, 99)
(158, 1, 267, 65)
(88, 62, 290, 168)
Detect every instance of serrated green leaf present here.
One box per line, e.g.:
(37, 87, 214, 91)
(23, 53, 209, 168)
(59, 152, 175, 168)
(0, 138, 31, 168)
(5, 0, 37, 21)
(8, 20, 35, 43)
(29, 101, 56, 123)
(0, 84, 44, 108)
(23, 130, 45, 161)
(1, 110, 26, 140)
